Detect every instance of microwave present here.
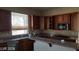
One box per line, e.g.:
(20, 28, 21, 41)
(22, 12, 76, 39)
(57, 24, 69, 30)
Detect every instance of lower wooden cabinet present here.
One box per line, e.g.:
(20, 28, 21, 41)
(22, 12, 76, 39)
(16, 39, 35, 51)
(0, 42, 8, 51)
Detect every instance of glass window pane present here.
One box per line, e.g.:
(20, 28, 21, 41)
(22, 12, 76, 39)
(11, 12, 28, 35)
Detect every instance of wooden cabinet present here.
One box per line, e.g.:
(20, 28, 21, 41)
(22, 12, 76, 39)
(44, 16, 49, 29)
(0, 42, 8, 51)
(40, 16, 54, 30)
(54, 15, 63, 29)
(0, 9, 11, 31)
(28, 15, 41, 30)
(28, 15, 33, 31)
(16, 39, 35, 51)
(48, 16, 54, 29)
(52, 14, 71, 30)
(54, 14, 70, 24)
(29, 16, 41, 30)
(29, 13, 77, 31)
(41, 14, 71, 30)
(63, 14, 70, 24)
(33, 16, 40, 30)
(40, 16, 50, 30)
(70, 13, 78, 31)
(54, 15, 63, 24)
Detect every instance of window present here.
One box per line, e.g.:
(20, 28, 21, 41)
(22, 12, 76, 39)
(11, 12, 28, 35)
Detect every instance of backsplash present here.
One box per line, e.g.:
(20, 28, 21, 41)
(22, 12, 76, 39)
(0, 31, 12, 38)
(31, 30, 78, 38)
(45, 30, 78, 37)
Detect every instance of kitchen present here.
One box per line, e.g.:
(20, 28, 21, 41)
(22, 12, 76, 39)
(0, 7, 79, 51)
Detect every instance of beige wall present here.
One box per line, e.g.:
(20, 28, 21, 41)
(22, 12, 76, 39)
(0, 7, 40, 15)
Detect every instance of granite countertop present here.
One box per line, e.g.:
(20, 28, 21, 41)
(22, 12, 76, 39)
(0, 34, 28, 43)
(0, 35, 79, 49)
(0, 33, 78, 50)
(30, 37, 78, 49)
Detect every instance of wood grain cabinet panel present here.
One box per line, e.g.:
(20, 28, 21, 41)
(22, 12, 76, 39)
(70, 13, 78, 31)
(53, 14, 71, 30)
(63, 14, 70, 24)
(33, 16, 40, 30)
(29, 16, 41, 30)
(54, 14, 70, 24)
(16, 39, 35, 51)
(0, 9, 11, 31)
(44, 16, 49, 29)
(54, 15, 63, 23)
(29, 13, 77, 31)
(54, 15, 63, 29)
(48, 16, 54, 29)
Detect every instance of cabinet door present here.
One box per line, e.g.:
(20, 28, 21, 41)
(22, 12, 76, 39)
(43, 16, 54, 30)
(44, 16, 49, 29)
(40, 16, 45, 30)
(33, 16, 40, 30)
(54, 14, 70, 24)
(17, 39, 35, 51)
(54, 15, 63, 29)
(48, 16, 54, 29)
(28, 15, 33, 31)
(0, 9, 11, 31)
(63, 14, 70, 24)
(70, 13, 78, 31)
(53, 14, 71, 30)
(55, 15, 63, 24)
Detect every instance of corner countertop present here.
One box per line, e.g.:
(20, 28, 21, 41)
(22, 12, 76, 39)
(0, 33, 78, 50)
(0, 35, 79, 49)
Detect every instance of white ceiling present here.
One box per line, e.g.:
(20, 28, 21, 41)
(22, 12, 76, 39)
(0, 7, 62, 13)
(1, 7, 78, 16)
(25, 7, 58, 11)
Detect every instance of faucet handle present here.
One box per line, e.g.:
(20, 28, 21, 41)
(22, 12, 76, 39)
(50, 34, 53, 37)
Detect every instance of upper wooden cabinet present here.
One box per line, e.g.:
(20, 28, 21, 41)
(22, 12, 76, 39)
(63, 14, 70, 24)
(29, 12, 77, 31)
(41, 16, 54, 30)
(29, 16, 41, 30)
(43, 14, 71, 30)
(33, 16, 40, 30)
(31, 14, 71, 30)
(53, 14, 71, 30)
(48, 16, 54, 29)
(44, 16, 50, 29)
(70, 13, 78, 31)
(54, 15, 63, 24)
(0, 9, 11, 31)
(54, 14, 70, 24)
